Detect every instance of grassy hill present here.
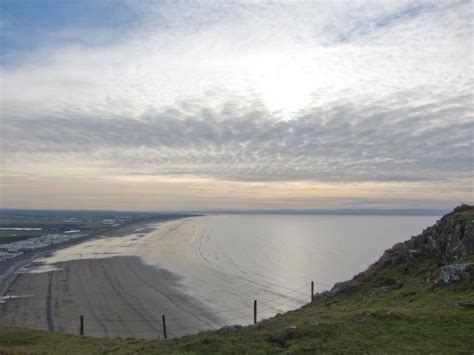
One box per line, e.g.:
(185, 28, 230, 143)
(1, 206, 473, 354)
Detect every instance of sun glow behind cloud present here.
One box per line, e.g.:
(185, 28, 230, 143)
(0, 0, 472, 210)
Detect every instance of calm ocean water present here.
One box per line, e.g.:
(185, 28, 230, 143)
(149, 214, 440, 324)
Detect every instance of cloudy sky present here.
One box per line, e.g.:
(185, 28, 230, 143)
(0, 0, 472, 211)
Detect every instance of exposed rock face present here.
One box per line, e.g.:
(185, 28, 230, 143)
(436, 264, 471, 285)
(415, 205, 474, 262)
(330, 205, 474, 295)
(380, 204, 473, 265)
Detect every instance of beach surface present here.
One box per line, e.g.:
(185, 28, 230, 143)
(0, 219, 225, 339)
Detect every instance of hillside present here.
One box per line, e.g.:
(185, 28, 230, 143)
(1, 205, 473, 353)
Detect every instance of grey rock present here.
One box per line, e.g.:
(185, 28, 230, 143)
(453, 300, 474, 308)
(428, 235, 439, 253)
(377, 280, 403, 294)
(330, 282, 359, 295)
(436, 263, 471, 284)
(408, 249, 421, 259)
(219, 325, 242, 332)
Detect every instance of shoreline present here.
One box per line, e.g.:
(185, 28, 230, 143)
(0, 216, 188, 281)
(0, 216, 221, 339)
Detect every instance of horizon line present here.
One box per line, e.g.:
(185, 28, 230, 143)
(0, 207, 454, 216)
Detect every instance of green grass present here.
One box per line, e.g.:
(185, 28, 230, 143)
(0, 279, 472, 354)
(1, 251, 472, 354)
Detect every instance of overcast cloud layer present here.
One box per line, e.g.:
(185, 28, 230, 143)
(0, 0, 473, 210)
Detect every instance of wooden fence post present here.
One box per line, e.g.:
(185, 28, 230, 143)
(162, 314, 167, 339)
(80, 315, 84, 336)
(254, 300, 257, 324)
(311, 281, 314, 302)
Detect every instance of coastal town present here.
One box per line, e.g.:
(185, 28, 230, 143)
(0, 231, 88, 262)
(0, 210, 184, 265)
(0, 213, 126, 263)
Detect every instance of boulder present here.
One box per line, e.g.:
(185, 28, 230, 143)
(218, 325, 242, 333)
(408, 249, 421, 259)
(436, 263, 471, 285)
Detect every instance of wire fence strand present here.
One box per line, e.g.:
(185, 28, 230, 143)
(1, 279, 326, 339)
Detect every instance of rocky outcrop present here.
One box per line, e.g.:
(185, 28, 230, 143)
(329, 205, 474, 295)
(412, 204, 474, 263)
(383, 204, 474, 264)
(436, 263, 471, 285)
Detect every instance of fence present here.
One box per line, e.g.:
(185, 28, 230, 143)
(4, 280, 331, 339)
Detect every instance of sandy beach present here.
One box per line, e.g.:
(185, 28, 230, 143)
(0, 219, 223, 339)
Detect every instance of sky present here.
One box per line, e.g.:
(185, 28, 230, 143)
(0, 0, 473, 212)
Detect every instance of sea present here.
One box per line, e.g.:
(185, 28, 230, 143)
(144, 214, 440, 324)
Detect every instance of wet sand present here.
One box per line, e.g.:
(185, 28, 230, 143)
(0, 219, 222, 339)
(0, 216, 184, 281)
(0, 217, 318, 339)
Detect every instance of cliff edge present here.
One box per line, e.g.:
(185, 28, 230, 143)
(330, 204, 474, 297)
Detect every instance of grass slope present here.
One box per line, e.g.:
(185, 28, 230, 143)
(1, 207, 473, 354)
